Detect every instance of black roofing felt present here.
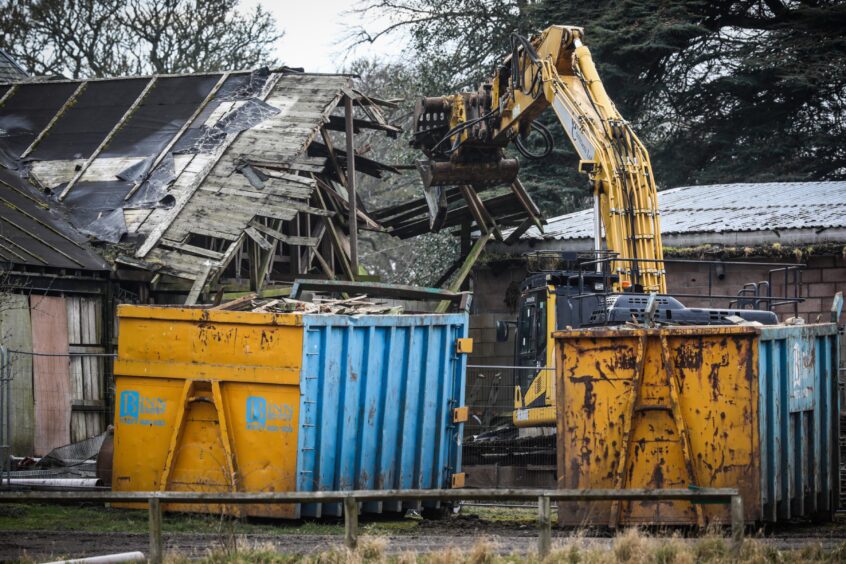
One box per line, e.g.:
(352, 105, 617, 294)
(0, 81, 80, 157)
(0, 168, 109, 270)
(30, 79, 149, 160)
(102, 75, 220, 158)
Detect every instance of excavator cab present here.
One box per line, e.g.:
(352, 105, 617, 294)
(504, 251, 781, 427)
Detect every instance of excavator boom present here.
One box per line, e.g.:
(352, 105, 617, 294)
(412, 25, 666, 292)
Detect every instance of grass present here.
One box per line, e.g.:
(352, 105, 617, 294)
(0, 502, 420, 536)
(163, 532, 846, 564)
(0, 502, 503, 536)
(5, 504, 846, 563)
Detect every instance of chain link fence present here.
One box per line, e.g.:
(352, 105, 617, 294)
(463, 365, 557, 489)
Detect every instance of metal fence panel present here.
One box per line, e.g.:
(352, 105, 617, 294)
(463, 365, 556, 488)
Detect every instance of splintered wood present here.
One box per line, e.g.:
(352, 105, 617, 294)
(215, 293, 404, 315)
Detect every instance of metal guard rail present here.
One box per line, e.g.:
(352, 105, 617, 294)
(0, 488, 744, 562)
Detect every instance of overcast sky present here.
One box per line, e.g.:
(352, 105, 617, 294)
(242, 0, 403, 73)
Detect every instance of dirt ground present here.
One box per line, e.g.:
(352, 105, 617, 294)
(2, 507, 846, 562)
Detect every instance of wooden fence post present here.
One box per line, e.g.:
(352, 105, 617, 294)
(731, 494, 744, 551)
(538, 495, 552, 559)
(344, 496, 358, 550)
(148, 497, 163, 564)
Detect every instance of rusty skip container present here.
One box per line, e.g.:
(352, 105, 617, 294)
(555, 323, 839, 526)
(112, 305, 468, 518)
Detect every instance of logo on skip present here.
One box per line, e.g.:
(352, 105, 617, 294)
(246, 396, 293, 432)
(119, 390, 166, 426)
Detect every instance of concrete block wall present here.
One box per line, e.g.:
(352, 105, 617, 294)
(468, 254, 845, 368)
(665, 255, 844, 320)
(468, 313, 514, 367)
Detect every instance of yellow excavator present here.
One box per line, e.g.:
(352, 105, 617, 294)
(411, 25, 777, 429)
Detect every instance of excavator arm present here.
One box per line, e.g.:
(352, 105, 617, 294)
(412, 25, 666, 292)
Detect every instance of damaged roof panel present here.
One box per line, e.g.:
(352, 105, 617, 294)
(133, 73, 351, 282)
(101, 74, 222, 158)
(0, 168, 108, 270)
(0, 68, 400, 289)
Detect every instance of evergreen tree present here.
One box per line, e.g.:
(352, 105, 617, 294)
(356, 0, 846, 216)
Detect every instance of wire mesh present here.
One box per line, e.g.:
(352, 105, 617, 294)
(0, 348, 115, 487)
(463, 365, 557, 489)
(840, 369, 846, 511)
(0, 346, 11, 487)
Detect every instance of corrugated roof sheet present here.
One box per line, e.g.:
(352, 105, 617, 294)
(522, 181, 846, 241)
(0, 50, 27, 83)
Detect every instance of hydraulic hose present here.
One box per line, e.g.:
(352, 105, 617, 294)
(515, 121, 554, 160)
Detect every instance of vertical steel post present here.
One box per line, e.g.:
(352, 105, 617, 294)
(344, 95, 358, 278)
(538, 495, 552, 558)
(0, 347, 4, 487)
(344, 496, 358, 550)
(0, 346, 8, 487)
(149, 497, 163, 564)
(731, 494, 744, 551)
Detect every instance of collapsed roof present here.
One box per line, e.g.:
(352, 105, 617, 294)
(0, 68, 400, 301)
(0, 66, 545, 302)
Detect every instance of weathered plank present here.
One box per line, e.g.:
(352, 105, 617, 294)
(82, 298, 103, 438)
(30, 295, 71, 455)
(247, 219, 319, 247)
(0, 294, 34, 455)
(159, 240, 225, 261)
(65, 297, 86, 442)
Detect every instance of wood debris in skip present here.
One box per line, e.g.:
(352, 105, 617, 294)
(215, 293, 403, 314)
(254, 295, 404, 315)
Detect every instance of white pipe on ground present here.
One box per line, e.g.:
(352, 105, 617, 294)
(7, 478, 102, 487)
(43, 552, 145, 564)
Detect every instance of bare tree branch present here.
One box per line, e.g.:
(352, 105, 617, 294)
(0, 0, 282, 78)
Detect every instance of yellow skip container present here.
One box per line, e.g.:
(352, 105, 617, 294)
(554, 323, 839, 526)
(112, 305, 468, 518)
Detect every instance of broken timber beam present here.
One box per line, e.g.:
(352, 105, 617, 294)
(248, 218, 319, 247)
(291, 279, 464, 304)
(311, 176, 355, 281)
(435, 232, 492, 313)
(344, 95, 359, 277)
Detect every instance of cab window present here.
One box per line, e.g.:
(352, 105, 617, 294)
(535, 296, 547, 364)
(517, 291, 548, 368)
(518, 301, 535, 357)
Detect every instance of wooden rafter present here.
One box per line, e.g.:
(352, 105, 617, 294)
(20, 81, 89, 159)
(124, 72, 231, 201)
(59, 76, 160, 201)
